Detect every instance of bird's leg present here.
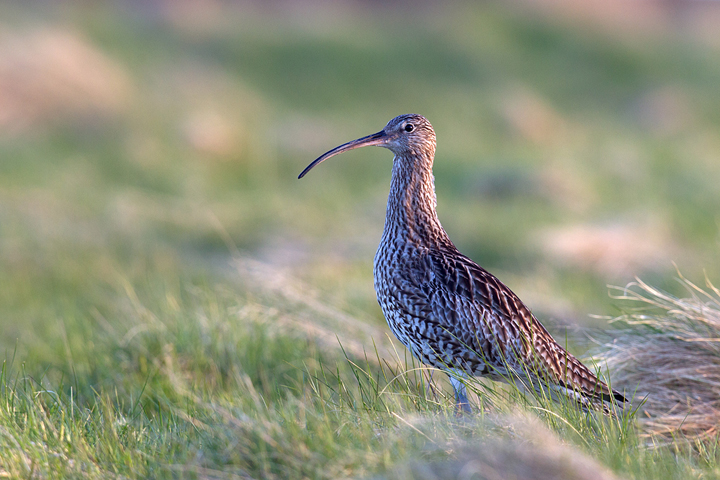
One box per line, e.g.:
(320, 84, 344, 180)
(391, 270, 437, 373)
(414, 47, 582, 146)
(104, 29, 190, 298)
(450, 375, 472, 414)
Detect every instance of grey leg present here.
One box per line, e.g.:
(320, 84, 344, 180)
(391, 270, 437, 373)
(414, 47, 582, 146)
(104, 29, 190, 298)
(450, 375, 472, 414)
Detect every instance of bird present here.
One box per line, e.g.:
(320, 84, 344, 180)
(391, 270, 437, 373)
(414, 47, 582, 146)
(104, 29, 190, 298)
(298, 114, 626, 413)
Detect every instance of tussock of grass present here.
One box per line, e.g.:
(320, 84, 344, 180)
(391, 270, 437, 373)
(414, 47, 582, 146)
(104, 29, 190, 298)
(382, 412, 622, 480)
(598, 274, 720, 442)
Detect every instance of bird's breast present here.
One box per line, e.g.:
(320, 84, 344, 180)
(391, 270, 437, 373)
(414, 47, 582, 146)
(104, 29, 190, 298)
(374, 235, 431, 309)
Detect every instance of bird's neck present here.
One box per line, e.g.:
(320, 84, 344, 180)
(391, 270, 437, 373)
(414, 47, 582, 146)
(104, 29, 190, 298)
(382, 153, 449, 248)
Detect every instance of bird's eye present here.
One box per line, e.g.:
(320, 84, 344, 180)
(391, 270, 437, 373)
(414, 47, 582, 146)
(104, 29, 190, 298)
(404, 124, 414, 132)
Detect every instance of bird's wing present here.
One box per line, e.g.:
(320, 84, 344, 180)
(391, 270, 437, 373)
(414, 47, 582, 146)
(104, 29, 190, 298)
(397, 248, 625, 405)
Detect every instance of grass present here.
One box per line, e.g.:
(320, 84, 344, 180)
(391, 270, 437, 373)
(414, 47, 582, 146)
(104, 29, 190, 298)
(1, 0, 720, 478)
(2, 264, 719, 479)
(599, 274, 720, 442)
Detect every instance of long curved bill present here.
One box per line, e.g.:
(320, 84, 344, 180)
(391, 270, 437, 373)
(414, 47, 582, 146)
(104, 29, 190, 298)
(298, 130, 388, 179)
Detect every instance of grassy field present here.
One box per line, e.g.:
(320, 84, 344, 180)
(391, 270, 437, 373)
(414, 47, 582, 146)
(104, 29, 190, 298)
(1, 1, 720, 478)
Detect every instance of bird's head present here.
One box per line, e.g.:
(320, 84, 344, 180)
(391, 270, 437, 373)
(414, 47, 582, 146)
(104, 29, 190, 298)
(298, 114, 436, 179)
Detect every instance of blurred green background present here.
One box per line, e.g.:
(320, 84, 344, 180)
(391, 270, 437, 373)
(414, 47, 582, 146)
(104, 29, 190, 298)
(2, 0, 720, 360)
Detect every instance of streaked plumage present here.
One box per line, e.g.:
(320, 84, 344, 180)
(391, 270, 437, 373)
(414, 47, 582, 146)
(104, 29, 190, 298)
(299, 114, 625, 412)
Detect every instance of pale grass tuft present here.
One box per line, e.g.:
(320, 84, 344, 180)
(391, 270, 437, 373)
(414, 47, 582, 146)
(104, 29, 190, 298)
(382, 411, 621, 480)
(597, 274, 720, 441)
(0, 26, 132, 134)
(538, 222, 673, 277)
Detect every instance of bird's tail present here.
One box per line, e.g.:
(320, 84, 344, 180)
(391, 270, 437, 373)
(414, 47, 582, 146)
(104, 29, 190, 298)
(532, 338, 627, 413)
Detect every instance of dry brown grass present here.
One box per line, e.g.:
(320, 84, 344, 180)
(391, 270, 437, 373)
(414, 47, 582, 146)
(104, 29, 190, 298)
(383, 412, 621, 480)
(0, 26, 132, 134)
(597, 274, 720, 441)
(538, 222, 675, 278)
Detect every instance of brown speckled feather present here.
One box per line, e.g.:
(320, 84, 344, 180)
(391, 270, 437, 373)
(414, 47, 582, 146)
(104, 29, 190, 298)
(301, 113, 625, 410)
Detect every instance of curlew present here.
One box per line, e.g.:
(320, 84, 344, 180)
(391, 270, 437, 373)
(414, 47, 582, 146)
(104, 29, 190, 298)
(298, 114, 625, 412)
